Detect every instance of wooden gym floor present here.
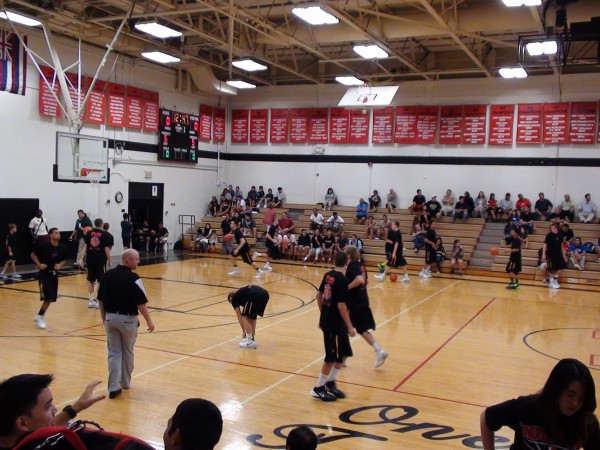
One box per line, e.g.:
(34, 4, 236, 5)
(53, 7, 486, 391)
(0, 252, 598, 450)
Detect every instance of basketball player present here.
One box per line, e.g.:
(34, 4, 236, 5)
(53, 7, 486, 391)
(542, 222, 567, 289)
(83, 218, 111, 308)
(263, 217, 279, 271)
(228, 221, 263, 279)
(228, 285, 270, 348)
(344, 245, 388, 368)
(311, 252, 356, 402)
(504, 228, 522, 289)
(30, 228, 67, 329)
(420, 220, 438, 278)
(374, 221, 409, 282)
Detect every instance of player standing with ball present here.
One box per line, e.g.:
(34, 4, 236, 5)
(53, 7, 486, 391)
(227, 221, 263, 279)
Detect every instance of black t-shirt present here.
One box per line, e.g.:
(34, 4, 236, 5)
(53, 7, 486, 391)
(455, 201, 467, 210)
(221, 219, 231, 234)
(230, 285, 269, 309)
(385, 229, 402, 254)
(75, 216, 93, 238)
(157, 227, 168, 237)
(233, 228, 249, 252)
(266, 225, 277, 248)
(535, 199, 553, 213)
(337, 237, 349, 249)
(84, 228, 110, 265)
(311, 235, 324, 249)
(323, 235, 336, 249)
(425, 228, 437, 252)
(346, 260, 369, 309)
(520, 212, 535, 222)
(98, 265, 148, 315)
(5, 233, 17, 255)
(560, 229, 574, 242)
(104, 231, 115, 248)
(465, 196, 475, 212)
(544, 232, 563, 259)
(413, 194, 426, 205)
(34, 242, 67, 276)
(318, 270, 349, 332)
(298, 234, 311, 246)
(121, 220, 132, 238)
(485, 394, 600, 450)
(509, 236, 521, 261)
(426, 200, 441, 215)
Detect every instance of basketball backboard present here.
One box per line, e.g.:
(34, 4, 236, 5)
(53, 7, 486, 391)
(338, 85, 399, 107)
(54, 132, 110, 183)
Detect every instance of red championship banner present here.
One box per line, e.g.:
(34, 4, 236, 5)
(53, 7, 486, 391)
(329, 107, 349, 144)
(231, 109, 249, 143)
(290, 108, 309, 143)
(107, 83, 126, 127)
(394, 106, 417, 144)
(142, 90, 159, 131)
(516, 103, 542, 144)
(349, 109, 369, 144)
(213, 107, 225, 143)
(84, 79, 107, 124)
(569, 102, 597, 144)
(199, 104, 213, 142)
(462, 105, 487, 145)
(65, 72, 87, 116)
(309, 108, 329, 143)
(489, 104, 514, 145)
(269, 108, 289, 143)
(38, 66, 61, 117)
(416, 106, 439, 144)
(250, 109, 268, 143)
(126, 87, 144, 129)
(543, 102, 569, 144)
(438, 105, 463, 145)
(372, 107, 394, 144)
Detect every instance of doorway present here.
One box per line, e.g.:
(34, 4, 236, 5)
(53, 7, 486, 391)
(128, 182, 164, 230)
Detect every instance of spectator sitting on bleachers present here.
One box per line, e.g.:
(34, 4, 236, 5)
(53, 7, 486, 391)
(584, 239, 600, 263)
(234, 195, 246, 213)
(578, 193, 597, 223)
(568, 237, 586, 270)
(410, 216, 427, 253)
(474, 191, 488, 218)
(219, 195, 231, 215)
(441, 189, 455, 216)
(515, 193, 531, 212)
(304, 228, 324, 263)
(195, 223, 217, 252)
(497, 193, 514, 220)
(296, 229, 311, 259)
(548, 206, 564, 224)
(223, 187, 232, 201)
(336, 230, 349, 253)
(208, 196, 219, 216)
(386, 189, 398, 213)
(434, 237, 446, 273)
(273, 187, 286, 208)
(559, 193, 574, 222)
(355, 198, 368, 224)
(324, 188, 337, 211)
(279, 211, 295, 234)
(349, 234, 364, 254)
(309, 208, 324, 233)
(377, 214, 390, 240)
(486, 193, 498, 222)
(235, 186, 244, 199)
(450, 239, 464, 275)
(246, 186, 258, 207)
(323, 228, 336, 263)
(452, 196, 469, 223)
(259, 188, 274, 208)
(503, 218, 515, 242)
(409, 189, 426, 214)
(560, 222, 575, 244)
(241, 212, 257, 238)
(425, 195, 442, 222)
(518, 205, 536, 233)
(256, 185, 265, 206)
(463, 191, 475, 218)
(326, 211, 345, 232)
(231, 209, 242, 225)
(263, 204, 277, 231)
(518, 225, 529, 250)
(365, 215, 376, 240)
(369, 190, 381, 211)
(282, 231, 297, 259)
(534, 192, 553, 221)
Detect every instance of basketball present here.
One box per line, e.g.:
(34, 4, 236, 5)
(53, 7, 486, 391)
(224, 233, 234, 242)
(82, 226, 93, 235)
(390, 274, 398, 282)
(490, 247, 499, 256)
(281, 240, 289, 247)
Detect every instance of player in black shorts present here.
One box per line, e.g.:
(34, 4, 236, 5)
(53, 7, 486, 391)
(374, 221, 409, 282)
(542, 222, 567, 289)
(83, 218, 111, 309)
(30, 228, 67, 329)
(344, 245, 388, 368)
(228, 285, 270, 349)
(228, 221, 263, 279)
(420, 220, 438, 278)
(311, 252, 356, 402)
(504, 228, 522, 289)
(263, 218, 279, 272)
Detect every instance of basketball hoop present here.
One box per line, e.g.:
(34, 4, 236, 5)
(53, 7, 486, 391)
(81, 168, 102, 187)
(356, 83, 372, 104)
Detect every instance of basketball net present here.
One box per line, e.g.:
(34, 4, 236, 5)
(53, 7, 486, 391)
(81, 168, 102, 187)
(356, 83, 372, 104)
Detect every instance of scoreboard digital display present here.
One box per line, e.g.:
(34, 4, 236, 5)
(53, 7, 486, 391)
(158, 108, 198, 163)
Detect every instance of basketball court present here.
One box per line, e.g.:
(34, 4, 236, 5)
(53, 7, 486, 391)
(0, 254, 597, 449)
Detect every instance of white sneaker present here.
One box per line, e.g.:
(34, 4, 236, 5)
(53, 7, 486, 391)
(422, 272, 432, 279)
(374, 350, 389, 368)
(401, 275, 410, 282)
(33, 315, 47, 329)
(92, 299, 100, 309)
(240, 339, 257, 349)
(11, 273, 22, 279)
(574, 264, 582, 271)
(419, 271, 426, 278)
(253, 251, 264, 257)
(263, 264, 273, 271)
(255, 269, 263, 279)
(374, 274, 384, 281)
(303, 256, 308, 263)
(550, 279, 561, 289)
(228, 267, 241, 276)
(88, 299, 95, 308)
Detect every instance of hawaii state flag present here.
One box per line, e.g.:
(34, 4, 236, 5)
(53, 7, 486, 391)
(0, 30, 27, 95)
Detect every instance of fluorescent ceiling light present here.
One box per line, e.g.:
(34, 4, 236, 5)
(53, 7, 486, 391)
(353, 45, 388, 59)
(501, 0, 541, 6)
(291, 6, 339, 25)
(0, 11, 42, 27)
(232, 59, 268, 72)
(523, 0, 542, 5)
(335, 76, 364, 86)
(141, 51, 181, 64)
(135, 22, 182, 38)
(499, 67, 528, 79)
(226, 80, 256, 89)
(526, 40, 558, 56)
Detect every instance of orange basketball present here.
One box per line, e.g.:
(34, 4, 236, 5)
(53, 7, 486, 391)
(281, 240, 289, 247)
(82, 226, 93, 235)
(389, 274, 398, 282)
(224, 233, 234, 242)
(490, 247, 499, 256)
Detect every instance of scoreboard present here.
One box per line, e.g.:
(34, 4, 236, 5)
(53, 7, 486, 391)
(158, 108, 198, 163)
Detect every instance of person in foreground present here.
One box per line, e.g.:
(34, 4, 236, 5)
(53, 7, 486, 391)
(163, 398, 223, 450)
(480, 358, 599, 450)
(286, 426, 318, 450)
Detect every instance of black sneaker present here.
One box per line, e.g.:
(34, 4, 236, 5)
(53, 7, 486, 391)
(325, 381, 346, 399)
(310, 385, 337, 402)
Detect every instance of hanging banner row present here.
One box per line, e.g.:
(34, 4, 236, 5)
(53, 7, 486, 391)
(225, 103, 599, 146)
